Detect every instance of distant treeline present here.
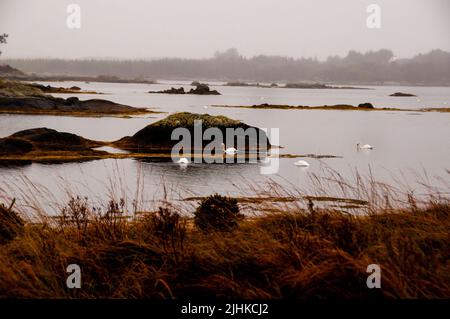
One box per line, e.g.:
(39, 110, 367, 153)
(2, 48, 450, 85)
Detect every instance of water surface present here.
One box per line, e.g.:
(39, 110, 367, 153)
(1, 81, 449, 211)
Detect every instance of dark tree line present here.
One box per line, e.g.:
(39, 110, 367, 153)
(0, 34, 8, 56)
(2, 48, 450, 85)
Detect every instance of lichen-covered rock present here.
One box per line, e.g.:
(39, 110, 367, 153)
(115, 112, 270, 152)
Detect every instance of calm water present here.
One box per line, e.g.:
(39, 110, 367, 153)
(1, 81, 450, 212)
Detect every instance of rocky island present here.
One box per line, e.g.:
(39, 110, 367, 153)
(0, 128, 108, 165)
(0, 78, 157, 117)
(224, 81, 368, 90)
(390, 92, 417, 97)
(149, 84, 221, 95)
(114, 112, 270, 153)
(26, 83, 100, 94)
(0, 113, 271, 164)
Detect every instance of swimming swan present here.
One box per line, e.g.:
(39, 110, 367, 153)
(221, 143, 238, 155)
(177, 157, 189, 164)
(357, 143, 374, 150)
(294, 160, 310, 167)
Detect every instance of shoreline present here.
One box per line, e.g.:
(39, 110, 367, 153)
(212, 104, 450, 113)
(0, 152, 336, 165)
(0, 108, 160, 118)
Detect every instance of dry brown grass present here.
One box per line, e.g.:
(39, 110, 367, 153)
(0, 188, 449, 299)
(0, 166, 449, 299)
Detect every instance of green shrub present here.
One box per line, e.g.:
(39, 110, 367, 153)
(194, 194, 243, 232)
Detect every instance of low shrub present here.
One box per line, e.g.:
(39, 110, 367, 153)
(194, 194, 243, 232)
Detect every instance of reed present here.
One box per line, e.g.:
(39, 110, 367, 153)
(0, 168, 449, 299)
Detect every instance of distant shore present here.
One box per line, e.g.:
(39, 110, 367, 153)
(2, 48, 450, 87)
(212, 103, 450, 113)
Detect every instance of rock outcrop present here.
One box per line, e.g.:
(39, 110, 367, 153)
(390, 92, 416, 97)
(358, 102, 374, 108)
(26, 83, 89, 94)
(0, 95, 151, 116)
(114, 112, 270, 152)
(0, 128, 104, 155)
(189, 84, 220, 95)
(0, 114, 271, 163)
(0, 78, 154, 116)
(149, 84, 221, 95)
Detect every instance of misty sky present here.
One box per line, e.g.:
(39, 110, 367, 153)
(1, 0, 449, 60)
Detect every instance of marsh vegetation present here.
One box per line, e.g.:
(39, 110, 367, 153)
(0, 174, 449, 299)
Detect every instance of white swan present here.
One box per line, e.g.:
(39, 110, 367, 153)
(357, 143, 374, 150)
(221, 143, 238, 155)
(177, 157, 189, 164)
(294, 160, 310, 167)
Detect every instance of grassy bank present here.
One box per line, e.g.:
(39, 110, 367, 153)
(212, 103, 450, 113)
(0, 189, 449, 299)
